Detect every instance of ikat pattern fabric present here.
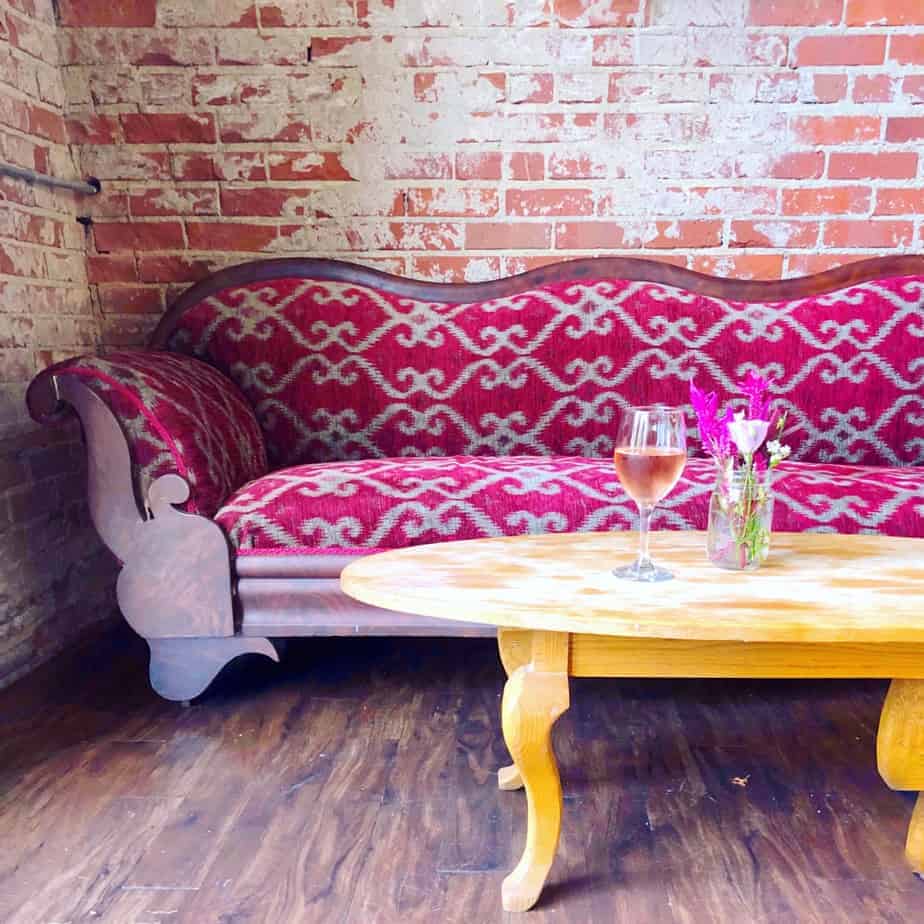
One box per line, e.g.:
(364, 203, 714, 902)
(64, 350, 267, 517)
(215, 455, 924, 552)
(169, 275, 924, 469)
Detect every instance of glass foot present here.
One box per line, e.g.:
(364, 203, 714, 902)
(612, 559, 674, 583)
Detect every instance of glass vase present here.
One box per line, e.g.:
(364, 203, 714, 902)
(706, 463, 774, 571)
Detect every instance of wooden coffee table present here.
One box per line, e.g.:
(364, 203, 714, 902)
(340, 530, 924, 912)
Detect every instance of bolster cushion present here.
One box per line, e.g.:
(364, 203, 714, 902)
(57, 350, 268, 517)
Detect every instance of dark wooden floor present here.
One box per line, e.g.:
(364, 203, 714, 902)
(0, 627, 921, 924)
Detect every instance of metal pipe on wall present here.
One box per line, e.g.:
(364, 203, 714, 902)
(0, 162, 100, 196)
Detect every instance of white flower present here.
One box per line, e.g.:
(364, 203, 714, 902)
(767, 439, 791, 466)
(727, 411, 770, 456)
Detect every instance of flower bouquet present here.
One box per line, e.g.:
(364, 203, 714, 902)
(690, 372, 790, 571)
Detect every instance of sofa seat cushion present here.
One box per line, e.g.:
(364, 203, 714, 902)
(215, 455, 924, 553)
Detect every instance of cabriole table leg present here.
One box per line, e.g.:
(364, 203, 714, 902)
(498, 628, 534, 792)
(500, 630, 570, 912)
(877, 679, 924, 875)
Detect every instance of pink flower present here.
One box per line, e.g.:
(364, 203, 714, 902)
(727, 412, 770, 456)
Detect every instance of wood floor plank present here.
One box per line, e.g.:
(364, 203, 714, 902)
(0, 631, 922, 923)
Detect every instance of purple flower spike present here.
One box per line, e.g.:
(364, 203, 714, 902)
(738, 369, 773, 421)
(690, 381, 731, 461)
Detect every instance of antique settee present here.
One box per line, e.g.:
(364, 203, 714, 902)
(27, 256, 924, 700)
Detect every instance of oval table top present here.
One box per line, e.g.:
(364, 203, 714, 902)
(340, 530, 924, 644)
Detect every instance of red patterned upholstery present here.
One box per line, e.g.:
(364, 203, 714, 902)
(216, 456, 924, 553)
(169, 276, 924, 469)
(61, 350, 267, 517)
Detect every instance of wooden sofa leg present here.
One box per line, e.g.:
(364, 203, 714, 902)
(147, 637, 279, 702)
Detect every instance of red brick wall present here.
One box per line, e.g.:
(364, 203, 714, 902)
(0, 0, 114, 686)
(57, 0, 924, 345)
(2, 1, 924, 682)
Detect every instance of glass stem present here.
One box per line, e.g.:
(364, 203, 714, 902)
(637, 503, 653, 568)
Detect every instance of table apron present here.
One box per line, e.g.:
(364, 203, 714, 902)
(568, 635, 924, 679)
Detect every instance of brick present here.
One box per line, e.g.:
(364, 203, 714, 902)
(609, 70, 704, 103)
(558, 73, 607, 103)
(747, 0, 843, 25)
(9, 213, 66, 249)
(406, 188, 499, 218)
(508, 73, 554, 104)
(507, 188, 594, 217)
(790, 116, 880, 145)
(548, 152, 608, 179)
(138, 254, 221, 283)
(157, 0, 257, 27)
(93, 222, 185, 252)
(87, 255, 138, 284)
(875, 188, 924, 215)
(555, 220, 722, 249)
(130, 187, 220, 217)
(172, 152, 266, 183)
(219, 110, 312, 143)
(556, 0, 640, 27)
(730, 220, 819, 249)
(0, 95, 30, 134)
(136, 34, 215, 68)
(455, 152, 503, 181)
(644, 149, 737, 179)
(97, 285, 164, 315)
(694, 31, 788, 68)
(793, 35, 886, 66)
(770, 152, 825, 179)
(846, 1, 924, 25)
(120, 113, 216, 144)
(782, 186, 871, 215)
(57, 0, 157, 26)
(688, 186, 778, 216)
(801, 74, 848, 104)
(591, 34, 634, 66)
(192, 74, 288, 107)
(465, 222, 552, 250)
(828, 152, 918, 180)
(66, 114, 120, 145)
(381, 153, 452, 180)
(691, 254, 785, 280)
(388, 222, 464, 251)
(823, 220, 914, 248)
(506, 112, 597, 144)
(888, 34, 924, 64)
(187, 222, 277, 251)
(220, 187, 314, 218)
(267, 151, 354, 181)
(886, 117, 924, 143)
(216, 30, 309, 66)
(648, 0, 741, 26)
(853, 74, 897, 103)
(903, 76, 924, 102)
(262, 2, 355, 26)
(409, 255, 502, 283)
(605, 112, 707, 145)
(506, 152, 545, 181)
(786, 253, 868, 276)
(80, 145, 170, 180)
(27, 105, 66, 144)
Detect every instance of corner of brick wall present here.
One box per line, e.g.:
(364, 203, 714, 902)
(3, 0, 924, 684)
(54, 0, 924, 345)
(0, 0, 116, 688)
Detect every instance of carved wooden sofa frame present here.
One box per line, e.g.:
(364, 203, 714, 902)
(26, 254, 924, 701)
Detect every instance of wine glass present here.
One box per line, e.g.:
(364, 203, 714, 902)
(612, 405, 687, 582)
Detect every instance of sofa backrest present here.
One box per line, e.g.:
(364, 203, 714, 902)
(159, 260, 924, 469)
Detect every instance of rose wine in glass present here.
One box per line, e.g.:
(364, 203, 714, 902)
(612, 406, 687, 582)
